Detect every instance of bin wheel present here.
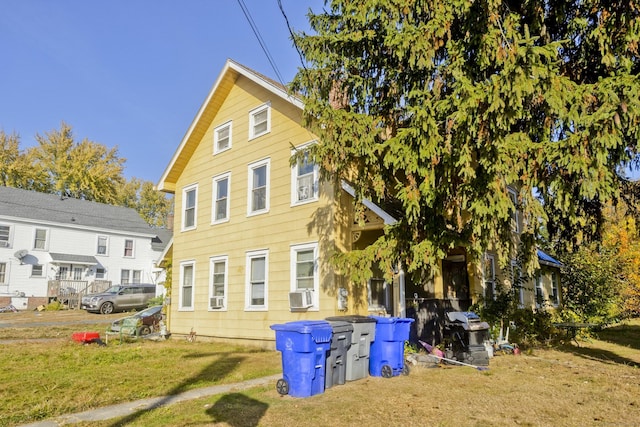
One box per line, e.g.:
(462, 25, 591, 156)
(381, 364, 393, 378)
(276, 378, 289, 395)
(402, 363, 410, 376)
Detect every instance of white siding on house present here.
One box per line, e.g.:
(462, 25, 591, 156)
(0, 219, 166, 302)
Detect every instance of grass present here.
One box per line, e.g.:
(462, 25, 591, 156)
(1, 311, 639, 426)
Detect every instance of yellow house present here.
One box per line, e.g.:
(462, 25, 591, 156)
(157, 60, 561, 348)
(157, 60, 396, 347)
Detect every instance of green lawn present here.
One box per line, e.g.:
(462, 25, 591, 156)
(1, 313, 638, 426)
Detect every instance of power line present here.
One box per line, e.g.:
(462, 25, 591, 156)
(277, 0, 307, 72)
(236, 0, 285, 86)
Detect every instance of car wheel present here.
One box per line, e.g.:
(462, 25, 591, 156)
(137, 325, 151, 336)
(100, 302, 114, 314)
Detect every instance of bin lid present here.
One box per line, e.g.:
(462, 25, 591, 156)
(270, 320, 333, 343)
(326, 315, 377, 324)
(326, 320, 354, 333)
(369, 315, 415, 324)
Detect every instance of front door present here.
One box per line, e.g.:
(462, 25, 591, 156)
(442, 259, 471, 311)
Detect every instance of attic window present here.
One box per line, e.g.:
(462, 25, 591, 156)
(214, 121, 232, 154)
(249, 103, 270, 139)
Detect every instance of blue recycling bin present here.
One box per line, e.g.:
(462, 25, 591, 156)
(270, 320, 333, 397)
(369, 316, 415, 378)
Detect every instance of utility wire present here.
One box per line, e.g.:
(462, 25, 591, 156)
(236, 0, 285, 86)
(277, 0, 307, 71)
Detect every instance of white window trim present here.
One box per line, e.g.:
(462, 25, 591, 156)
(182, 184, 198, 231)
(212, 172, 231, 224)
(209, 255, 228, 311)
(290, 242, 319, 310)
(245, 249, 268, 311)
(551, 271, 560, 307)
(0, 224, 13, 249)
(123, 239, 135, 258)
(33, 228, 49, 251)
(248, 103, 271, 140)
(484, 254, 496, 300)
(31, 264, 44, 278)
(95, 267, 107, 280)
(291, 143, 319, 206)
(247, 158, 270, 217)
(120, 269, 130, 284)
(535, 273, 544, 308)
(508, 187, 520, 234)
(0, 262, 8, 284)
(179, 260, 196, 311)
(96, 235, 109, 256)
(213, 120, 232, 155)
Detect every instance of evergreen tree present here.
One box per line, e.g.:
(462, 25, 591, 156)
(292, 0, 640, 281)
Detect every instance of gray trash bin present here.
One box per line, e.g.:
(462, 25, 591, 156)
(326, 315, 376, 381)
(325, 320, 353, 389)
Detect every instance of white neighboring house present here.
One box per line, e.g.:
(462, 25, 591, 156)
(0, 186, 172, 310)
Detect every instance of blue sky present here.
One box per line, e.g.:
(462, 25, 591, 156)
(0, 1, 323, 183)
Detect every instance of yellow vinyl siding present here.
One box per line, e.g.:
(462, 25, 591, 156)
(169, 73, 343, 345)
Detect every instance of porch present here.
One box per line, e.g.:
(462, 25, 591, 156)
(47, 280, 112, 309)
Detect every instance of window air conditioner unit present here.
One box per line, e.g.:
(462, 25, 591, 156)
(289, 290, 313, 309)
(210, 296, 224, 309)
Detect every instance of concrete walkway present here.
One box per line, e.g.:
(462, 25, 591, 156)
(21, 374, 281, 426)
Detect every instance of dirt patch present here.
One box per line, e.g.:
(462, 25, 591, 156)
(0, 309, 126, 328)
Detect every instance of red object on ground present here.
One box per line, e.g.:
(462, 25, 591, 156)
(72, 332, 100, 343)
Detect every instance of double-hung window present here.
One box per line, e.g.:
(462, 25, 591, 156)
(0, 263, 7, 284)
(0, 225, 11, 248)
(484, 254, 496, 301)
(551, 272, 560, 306)
(249, 103, 270, 139)
(290, 243, 318, 308)
(33, 228, 47, 250)
(248, 159, 270, 216)
(214, 121, 232, 154)
(535, 274, 544, 307)
(32, 265, 43, 277)
(97, 236, 108, 255)
(180, 261, 195, 310)
(291, 146, 319, 205)
(124, 239, 134, 257)
(120, 269, 130, 284)
(212, 173, 231, 223)
(209, 256, 227, 310)
(246, 250, 268, 310)
(182, 184, 198, 230)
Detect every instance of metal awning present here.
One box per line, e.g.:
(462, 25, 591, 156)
(537, 249, 562, 267)
(49, 253, 99, 266)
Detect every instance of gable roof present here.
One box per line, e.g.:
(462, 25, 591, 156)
(340, 181, 397, 225)
(0, 186, 157, 237)
(157, 59, 303, 194)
